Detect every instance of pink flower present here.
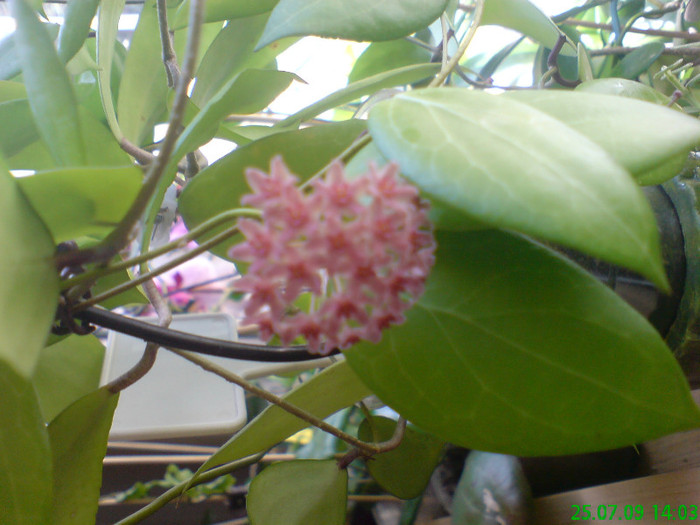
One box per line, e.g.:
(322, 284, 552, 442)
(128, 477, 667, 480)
(229, 156, 435, 355)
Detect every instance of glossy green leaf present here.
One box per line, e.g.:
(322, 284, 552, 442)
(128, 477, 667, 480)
(277, 63, 440, 128)
(17, 166, 142, 243)
(196, 361, 371, 473)
(48, 388, 118, 525)
(57, 0, 100, 63)
(10, 0, 85, 166)
(180, 119, 366, 259)
(505, 90, 700, 185)
(192, 14, 294, 106)
(32, 335, 105, 422)
(344, 230, 700, 456)
(258, 0, 449, 49)
(575, 78, 671, 105)
(0, 362, 52, 525)
(349, 39, 431, 84)
(0, 167, 58, 377)
(117, 0, 167, 145)
(358, 416, 444, 499)
(451, 451, 532, 525)
(174, 0, 279, 29)
(481, 0, 575, 55)
(247, 460, 347, 525)
(610, 41, 665, 79)
(368, 88, 667, 288)
(173, 69, 299, 166)
(96, 0, 126, 141)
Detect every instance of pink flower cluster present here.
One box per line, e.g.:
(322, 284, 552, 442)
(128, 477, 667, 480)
(229, 156, 435, 355)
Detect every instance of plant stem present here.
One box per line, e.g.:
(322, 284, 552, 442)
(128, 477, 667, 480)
(113, 453, 264, 525)
(561, 18, 700, 41)
(590, 45, 700, 57)
(429, 0, 485, 87)
(169, 349, 387, 456)
(157, 0, 180, 87)
(61, 208, 259, 292)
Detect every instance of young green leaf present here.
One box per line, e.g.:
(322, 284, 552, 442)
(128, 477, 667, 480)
(257, 0, 449, 49)
(247, 460, 347, 525)
(48, 388, 118, 525)
(345, 230, 700, 456)
(32, 335, 106, 422)
(505, 89, 700, 185)
(481, 0, 576, 55)
(17, 166, 142, 243)
(179, 119, 366, 259)
(349, 39, 432, 84)
(609, 41, 665, 80)
(96, 0, 126, 141)
(0, 165, 59, 378)
(0, 362, 52, 525)
(57, 0, 101, 63)
(358, 416, 444, 499)
(10, 0, 85, 166)
(368, 88, 668, 289)
(451, 451, 532, 525)
(195, 360, 371, 474)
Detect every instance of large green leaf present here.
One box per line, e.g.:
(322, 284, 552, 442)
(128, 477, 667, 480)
(172, 69, 299, 167)
(196, 360, 371, 473)
(505, 89, 700, 186)
(17, 166, 142, 243)
(575, 77, 671, 105)
(117, 0, 167, 145)
(247, 460, 347, 525)
(344, 230, 700, 456)
(179, 119, 366, 259)
(32, 335, 105, 422)
(0, 362, 52, 525)
(257, 0, 449, 49)
(277, 63, 441, 129)
(0, 23, 60, 81)
(96, 0, 126, 141)
(358, 416, 444, 499)
(57, 0, 101, 63)
(0, 167, 58, 378)
(451, 451, 532, 525)
(0, 99, 40, 158)
(609, 41, 665, 79)
(10, 0, 85, 166)
(48, 388, 118, 525)
(349, 39, 431, 84)
(174, 0, 279, 29)
(481, 0, 575, 55)
(367, 88, 667, 289)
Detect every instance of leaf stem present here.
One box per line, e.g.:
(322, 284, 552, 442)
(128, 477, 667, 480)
(429, 0, 485, 87)
(113, 453, 265, 525)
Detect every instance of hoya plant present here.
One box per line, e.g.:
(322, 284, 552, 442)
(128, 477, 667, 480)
(2, 0, 700, 523)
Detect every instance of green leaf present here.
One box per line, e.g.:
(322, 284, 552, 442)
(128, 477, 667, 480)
(48, 388, 118, 525)
(247, 460, 347, 525)
(0, 167, 58, 377)
(92, 265, 147, 309)
(609, 41, 665, 79)
(196, 361, 371, 473)
(0, 99, 40, 158)
(192, 14, 294, 107)
(451, 451, 532, 525)
(505, 89, 700, 186)
(10, 0, 85, 166)
(0, 79, 27, 102)
(0, 23, 60, 81)
(258, 0, 449, 49)
(174, 0, 279, 29)
(117, 0, 167, 145)
(349, 39, 431, 84)
(179, 119, 366, 259)
(96, 0, 126, 141)
(575, 78, 671, 105)
(17, 166, 142, 243)
(32, 335, 105, 422)
(277, 63, 441, 128)
(0, 362, 52, 525)
(172, 69, 299, 166)
(358, 416, 444, 499)
(367, 88, 668, 288)
(481, 0, 575, 56)
(57, 0, 101, 63)
(344, 230, 700, 456)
